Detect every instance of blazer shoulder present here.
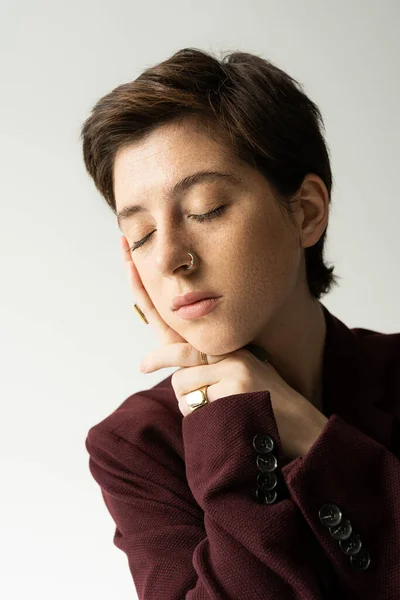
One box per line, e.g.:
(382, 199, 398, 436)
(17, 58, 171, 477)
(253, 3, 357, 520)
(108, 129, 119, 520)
(352, 326, 400, 421)
(85, 373, 184, 462)
(353, 325, 400, 362)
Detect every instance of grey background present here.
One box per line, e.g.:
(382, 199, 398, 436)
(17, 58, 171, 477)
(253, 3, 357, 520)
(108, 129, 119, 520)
(1, 0, 399, 598)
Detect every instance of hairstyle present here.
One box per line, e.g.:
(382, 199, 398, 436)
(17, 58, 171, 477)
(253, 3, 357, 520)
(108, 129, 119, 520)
(80, 47, 339, 300)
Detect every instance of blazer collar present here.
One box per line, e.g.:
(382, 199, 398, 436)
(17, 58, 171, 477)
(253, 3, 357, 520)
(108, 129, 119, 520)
(320, 303, 394, 451)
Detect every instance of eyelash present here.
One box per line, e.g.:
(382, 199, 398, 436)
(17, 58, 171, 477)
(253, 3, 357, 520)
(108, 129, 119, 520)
(129, 205, 227, 252)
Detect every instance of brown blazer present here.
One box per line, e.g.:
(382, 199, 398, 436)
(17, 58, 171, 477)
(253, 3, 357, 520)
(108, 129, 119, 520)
(85, 303, 400, 599)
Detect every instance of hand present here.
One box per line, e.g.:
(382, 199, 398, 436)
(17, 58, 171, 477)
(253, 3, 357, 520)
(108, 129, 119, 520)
(121, 236, 328, 460)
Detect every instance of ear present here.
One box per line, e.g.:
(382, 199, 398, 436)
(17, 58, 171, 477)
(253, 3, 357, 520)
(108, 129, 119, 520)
(294, 174, 329, 249)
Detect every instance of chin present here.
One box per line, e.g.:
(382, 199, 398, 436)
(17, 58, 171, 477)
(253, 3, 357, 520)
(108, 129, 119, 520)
(187, 332, 248, 357)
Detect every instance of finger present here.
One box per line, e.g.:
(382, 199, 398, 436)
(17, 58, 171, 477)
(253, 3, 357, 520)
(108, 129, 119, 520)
(120, 236, 185, 346)
(172, 363, 224, 400)
(177, 380, 222, 417)
(141, 342, 231, 372)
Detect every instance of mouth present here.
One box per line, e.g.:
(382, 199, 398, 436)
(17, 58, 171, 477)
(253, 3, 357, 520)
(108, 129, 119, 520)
(174, 296, 222, 319)
(172, 290, 221, 311)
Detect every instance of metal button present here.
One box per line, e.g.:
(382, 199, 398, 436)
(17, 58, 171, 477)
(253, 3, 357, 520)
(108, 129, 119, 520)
(319, 504, 342, 528)
(329, 518, 352, 541)
(256, 452, 278, 472)
(350, 547, 371, 571)
(257, 471, 278, 491)
(256, 487, 278, 504)
(339, 533, 362, 556)
(253, 434, 275, 454)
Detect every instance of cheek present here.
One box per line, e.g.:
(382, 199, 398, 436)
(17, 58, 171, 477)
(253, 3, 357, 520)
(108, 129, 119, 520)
(233, 214, 300, 294)
(134, 266, 159, 308)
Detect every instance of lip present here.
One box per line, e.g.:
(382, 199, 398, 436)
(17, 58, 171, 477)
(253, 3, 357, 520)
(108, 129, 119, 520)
(172, 290, 220, 310)
(175, 296, 222, 319)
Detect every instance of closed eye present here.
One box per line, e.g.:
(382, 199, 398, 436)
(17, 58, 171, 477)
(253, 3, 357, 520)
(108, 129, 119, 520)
(129, 205, 227, 252)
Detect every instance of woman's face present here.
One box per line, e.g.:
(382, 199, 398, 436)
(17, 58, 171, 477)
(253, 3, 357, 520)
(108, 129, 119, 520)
(114, 119, 312, 356)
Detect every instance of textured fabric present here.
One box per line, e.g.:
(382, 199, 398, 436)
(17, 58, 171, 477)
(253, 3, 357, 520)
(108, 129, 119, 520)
(85, 304, 400, 599)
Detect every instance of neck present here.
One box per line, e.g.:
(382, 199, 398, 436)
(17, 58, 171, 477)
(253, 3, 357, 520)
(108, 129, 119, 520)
(252, 291, 327, 412)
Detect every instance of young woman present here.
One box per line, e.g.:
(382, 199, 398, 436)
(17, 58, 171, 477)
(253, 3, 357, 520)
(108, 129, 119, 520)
(81, 47, 400, 599)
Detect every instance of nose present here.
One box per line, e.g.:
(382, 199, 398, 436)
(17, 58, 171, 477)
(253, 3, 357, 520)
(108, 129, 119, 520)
(153, 227, 196, 277)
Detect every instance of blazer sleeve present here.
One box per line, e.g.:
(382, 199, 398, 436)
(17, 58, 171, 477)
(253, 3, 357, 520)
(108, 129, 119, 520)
(85, 390, 329, 600)
(281, 412, 400, 600)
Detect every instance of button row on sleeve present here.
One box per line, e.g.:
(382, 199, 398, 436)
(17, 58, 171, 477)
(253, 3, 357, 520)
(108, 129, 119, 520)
(253, 433, 287, 504)
(318, 503, 371, 571)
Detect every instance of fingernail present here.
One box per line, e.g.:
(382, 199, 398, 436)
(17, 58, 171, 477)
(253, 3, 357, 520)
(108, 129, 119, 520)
(140, 363, 148, 372)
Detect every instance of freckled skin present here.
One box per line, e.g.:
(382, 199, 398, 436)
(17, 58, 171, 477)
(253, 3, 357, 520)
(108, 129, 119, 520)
(114, 117, 330, 409)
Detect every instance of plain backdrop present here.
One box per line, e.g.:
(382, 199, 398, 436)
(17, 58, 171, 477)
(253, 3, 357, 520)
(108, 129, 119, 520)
(1, 0, 399, 598)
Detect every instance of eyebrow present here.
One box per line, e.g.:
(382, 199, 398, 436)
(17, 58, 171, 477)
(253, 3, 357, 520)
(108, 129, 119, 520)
(116, 170, 242, 228)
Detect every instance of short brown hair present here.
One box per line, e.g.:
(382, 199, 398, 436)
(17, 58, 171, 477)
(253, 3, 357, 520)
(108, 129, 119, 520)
(80, 47, 339, 300)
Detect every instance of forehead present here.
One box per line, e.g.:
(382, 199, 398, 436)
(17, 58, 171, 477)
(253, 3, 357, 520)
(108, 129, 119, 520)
(114, 121, 235, 191)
